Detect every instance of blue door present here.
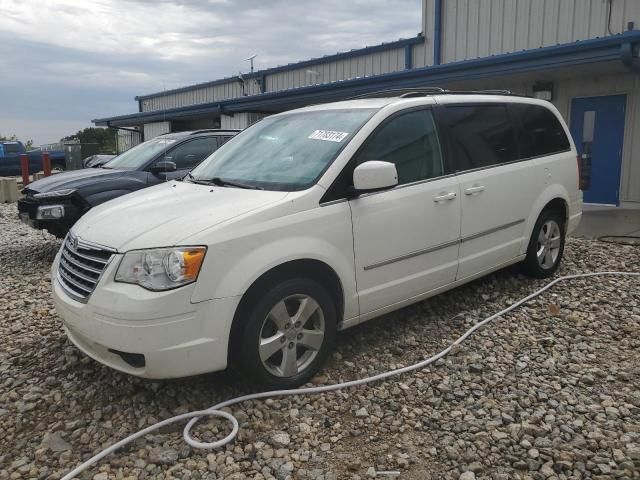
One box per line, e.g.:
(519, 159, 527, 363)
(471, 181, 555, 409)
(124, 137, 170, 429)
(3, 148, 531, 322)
(570, 95, 626, 205)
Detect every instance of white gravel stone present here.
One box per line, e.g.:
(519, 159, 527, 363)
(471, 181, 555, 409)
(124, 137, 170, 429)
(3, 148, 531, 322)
(355, 407, 369, 417)
(269, 431, 290, 448)
(1, 203, 639, 479)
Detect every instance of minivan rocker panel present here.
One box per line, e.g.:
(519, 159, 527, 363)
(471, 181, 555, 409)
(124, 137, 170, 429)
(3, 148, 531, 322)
(51, 93, 582, 385)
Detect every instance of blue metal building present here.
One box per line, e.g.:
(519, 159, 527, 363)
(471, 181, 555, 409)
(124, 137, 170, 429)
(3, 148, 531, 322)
(94, 0, 640, 207)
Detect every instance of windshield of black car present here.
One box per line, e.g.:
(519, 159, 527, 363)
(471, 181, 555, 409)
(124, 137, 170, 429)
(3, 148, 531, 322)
(189, 109, 377, 191)
(105, 138, 177, 170)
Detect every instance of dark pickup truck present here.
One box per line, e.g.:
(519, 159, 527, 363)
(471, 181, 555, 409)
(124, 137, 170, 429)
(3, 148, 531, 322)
(18, 129, 239, 237)
(0, 141, 66, 176)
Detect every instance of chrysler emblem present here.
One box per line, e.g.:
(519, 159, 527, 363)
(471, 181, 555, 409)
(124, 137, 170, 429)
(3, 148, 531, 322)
(73, 236, 79, 249)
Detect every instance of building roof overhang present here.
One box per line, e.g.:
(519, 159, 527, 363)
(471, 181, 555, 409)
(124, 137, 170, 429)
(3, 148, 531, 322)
(94, 31, 640, 128)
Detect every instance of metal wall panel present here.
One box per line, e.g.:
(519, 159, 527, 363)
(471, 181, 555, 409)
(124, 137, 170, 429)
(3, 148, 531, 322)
(220, 112, 266, 130)
(137, 38, 419, 112)
(414, 0, 435, 67)
(143, 121, 171, 140)
(440, 0, 640, 63)
(625, 76, 640, 204)
(140, 79, 255, 112)
(117, 129, 142, 153)
(263, 47, 406, 93)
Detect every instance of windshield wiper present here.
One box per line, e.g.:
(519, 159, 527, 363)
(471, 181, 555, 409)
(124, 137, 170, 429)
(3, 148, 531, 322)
(207, 177, 264, 190)
(183, 172, 210, 185)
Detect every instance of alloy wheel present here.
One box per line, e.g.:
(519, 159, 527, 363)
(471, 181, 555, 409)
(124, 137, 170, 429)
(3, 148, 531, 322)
(258, 294, 325, 377)
(536, 219, 561, 269)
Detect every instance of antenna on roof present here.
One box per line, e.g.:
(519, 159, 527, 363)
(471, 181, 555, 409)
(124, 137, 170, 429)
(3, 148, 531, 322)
(246, 54, 257, 73)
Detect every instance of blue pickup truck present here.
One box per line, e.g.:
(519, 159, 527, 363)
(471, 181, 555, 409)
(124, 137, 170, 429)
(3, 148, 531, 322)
(0, 141, 66, 176)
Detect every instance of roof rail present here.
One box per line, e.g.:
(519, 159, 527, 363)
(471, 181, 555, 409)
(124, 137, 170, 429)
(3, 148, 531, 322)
(189, 128, 242, 135)
(465, 89, 514, 95)
(349, 87, 516, 100)
(350, 87, 447, 99)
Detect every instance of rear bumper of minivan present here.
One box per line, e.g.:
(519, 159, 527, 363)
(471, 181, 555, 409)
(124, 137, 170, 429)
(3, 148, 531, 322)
(51, 255, 241, 379)
(567, 195, 583, 235)
(568, 211, 582, 235)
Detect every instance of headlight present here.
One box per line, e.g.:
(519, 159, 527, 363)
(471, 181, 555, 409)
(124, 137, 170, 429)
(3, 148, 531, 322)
(115, 247, 207, 291)
(36, 205, 65, 219)
(34, 189, 75, 199)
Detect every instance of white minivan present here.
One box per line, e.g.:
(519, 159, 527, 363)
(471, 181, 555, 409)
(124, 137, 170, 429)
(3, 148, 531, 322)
(52, 91, 582, 388)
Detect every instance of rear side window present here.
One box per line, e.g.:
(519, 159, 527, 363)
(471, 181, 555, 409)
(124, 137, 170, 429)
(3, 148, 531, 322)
(512, 103, 570, 157)
(354, 109, 444, 185)
(444, 104, 518, 171)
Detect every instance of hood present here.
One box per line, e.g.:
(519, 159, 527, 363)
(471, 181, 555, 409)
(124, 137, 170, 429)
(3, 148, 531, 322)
(72, 181, 289, 251)
(25, 168, 129, 194)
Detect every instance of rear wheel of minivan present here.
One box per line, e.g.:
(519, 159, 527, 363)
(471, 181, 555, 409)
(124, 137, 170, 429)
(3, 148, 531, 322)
(522, 209, 566, 278)
(234, 278, 336, 389)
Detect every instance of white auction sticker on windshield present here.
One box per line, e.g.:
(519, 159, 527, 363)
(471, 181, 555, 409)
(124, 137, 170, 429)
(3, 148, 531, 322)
(308, 130, 349, 142)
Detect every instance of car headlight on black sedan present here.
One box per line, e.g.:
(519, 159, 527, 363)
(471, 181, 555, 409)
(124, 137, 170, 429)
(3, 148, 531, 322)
(36, 205, 65, 219)
(115, 247, 207, 291)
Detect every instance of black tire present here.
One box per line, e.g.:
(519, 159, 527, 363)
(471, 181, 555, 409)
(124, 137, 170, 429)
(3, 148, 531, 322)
(233, 277, 337, 389)
(521, 209, 566, 278)
(52, 163, 65, 171)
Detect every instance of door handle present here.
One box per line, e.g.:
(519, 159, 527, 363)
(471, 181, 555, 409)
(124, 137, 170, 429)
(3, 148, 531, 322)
(433, 192, 457, 203)
(464, 185, 485, 195)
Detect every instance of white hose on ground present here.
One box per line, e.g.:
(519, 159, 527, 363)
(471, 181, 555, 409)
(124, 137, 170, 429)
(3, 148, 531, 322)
(61, 271, 640, 480)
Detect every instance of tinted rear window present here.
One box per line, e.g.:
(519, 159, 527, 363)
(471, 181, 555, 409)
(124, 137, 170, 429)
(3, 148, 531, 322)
(444, 104, 519, 170)
(511, 103, 570, 157)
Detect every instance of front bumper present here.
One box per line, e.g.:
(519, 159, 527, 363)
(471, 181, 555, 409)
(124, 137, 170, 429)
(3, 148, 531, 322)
(17, 196, 82, 237)
(51, 253, 240, 379)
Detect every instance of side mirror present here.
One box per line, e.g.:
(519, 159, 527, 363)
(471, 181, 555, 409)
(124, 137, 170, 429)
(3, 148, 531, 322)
(150, 160, 177, 174)
(352, 160, 398, 193)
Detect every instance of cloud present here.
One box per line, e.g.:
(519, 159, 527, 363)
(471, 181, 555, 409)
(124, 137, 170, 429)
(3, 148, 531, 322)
(0, 0, 421, 144)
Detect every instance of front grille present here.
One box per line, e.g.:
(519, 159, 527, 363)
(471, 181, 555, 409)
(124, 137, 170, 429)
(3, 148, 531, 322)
(57, 234, 113, 300)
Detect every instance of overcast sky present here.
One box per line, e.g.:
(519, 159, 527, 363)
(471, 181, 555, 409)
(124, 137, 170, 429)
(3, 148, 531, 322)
(0, 0, 421, 145)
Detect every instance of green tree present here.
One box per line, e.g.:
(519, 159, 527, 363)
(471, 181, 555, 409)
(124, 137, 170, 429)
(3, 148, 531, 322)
(62, 127, 117, 153)
(0, 134, 34, 150)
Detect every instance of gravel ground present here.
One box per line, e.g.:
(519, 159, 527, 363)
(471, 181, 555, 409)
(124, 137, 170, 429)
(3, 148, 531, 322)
(1, 201, 639, 480)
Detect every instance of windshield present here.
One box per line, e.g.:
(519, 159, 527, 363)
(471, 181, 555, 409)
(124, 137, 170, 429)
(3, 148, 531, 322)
(189, 109, 377, 191)
(106, 137, 177, 170)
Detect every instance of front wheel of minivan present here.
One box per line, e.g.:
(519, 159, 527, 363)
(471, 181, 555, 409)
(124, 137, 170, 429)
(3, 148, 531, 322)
(521, 209, 566, 278)
(234, 278, 337, 389)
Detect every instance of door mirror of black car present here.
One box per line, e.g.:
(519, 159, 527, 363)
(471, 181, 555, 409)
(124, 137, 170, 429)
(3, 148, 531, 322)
(150, 161, 177, 174)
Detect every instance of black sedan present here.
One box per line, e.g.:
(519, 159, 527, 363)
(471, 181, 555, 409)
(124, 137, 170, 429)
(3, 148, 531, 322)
(18, 129, 239, 237)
